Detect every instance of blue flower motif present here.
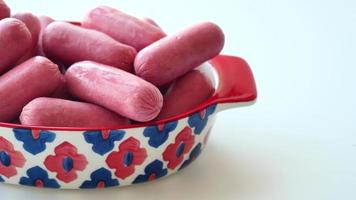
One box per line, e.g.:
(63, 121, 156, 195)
(0, 176, 4, 182)
(179, 143, 202, 170)
(143, 121, 178, 148)
(80, 168, 119, 188)
(83, 130, 125, 155)
(188, 104, 217, 134)
(13, 129, 56, 155)
(133, 160, 168, 184)
(19, 166, 60, 188)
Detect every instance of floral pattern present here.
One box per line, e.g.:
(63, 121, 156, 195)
(188, 104, 216, 134)
(179, 143, 203, 170)
(80, 168, 119, 188)
(83, 130, 125, 155)
(163, 127, 195, 169)
(0, 137, 26, 178)
(0, 103, 217, 189)
(44, 142, 88, 183)
(143, 121, 178, 148)
(106, 137, 147, 180)
(133, 160, 168, 184)
(19, 166, 60, 188)
(13, 129, 56, 155)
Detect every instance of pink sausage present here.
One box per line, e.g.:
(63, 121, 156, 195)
(37, 15, 54, 56)
(0, 56, 63, 122)
(134, 22, 224, 86)
(65, 61, 163, 122)
(0, 18, 32, 74)
(43, 22, 136, 72)
(50, 77, 72, 99)
(20, 97, 130, 127)
(12, 12, 41, 63)
(142, 17, 162, 30)
(82, 6, 166, 51)
(38, 15, 54, 26)
(0, 0, 10, 20)
(157, 70, 215, 120)
(38, 15, 54, 28)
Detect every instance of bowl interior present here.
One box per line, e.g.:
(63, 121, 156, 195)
(197, 62, 219, 90)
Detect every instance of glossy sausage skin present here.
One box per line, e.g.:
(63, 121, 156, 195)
(0, 18, 32, 74)
(43, 22, 136, 72)
(0, 56, 63, 122)
(20, 97, 130, 127)
(66, 61, 163, 122)
(82, 6, 166, 51)
(12, 12, 41, 63)
(0, 0, 10, 20)
(134, 22, 224, 86)
(157, 70, 215, 120)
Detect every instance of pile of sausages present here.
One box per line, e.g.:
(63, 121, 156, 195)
(0, 1, 224, 127)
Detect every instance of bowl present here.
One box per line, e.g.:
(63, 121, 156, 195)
(0, 55, 257, 189)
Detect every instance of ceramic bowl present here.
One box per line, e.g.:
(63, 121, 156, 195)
(0, 55, 257, 189)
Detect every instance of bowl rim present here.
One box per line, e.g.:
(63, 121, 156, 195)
(0, 100, 217, 131)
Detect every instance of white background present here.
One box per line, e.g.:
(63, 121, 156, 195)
(1, 0, 356, 199)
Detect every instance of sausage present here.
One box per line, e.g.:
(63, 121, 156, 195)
(38, 15, 54, 28)
(0, 0, 10, 20)
(65, 61, 163, 122)
(20, 97, 130, 127)
(82, 6, 166, 51)
(50, 77, 72, 99)
(0, 56, 63, 122)
(38, 15, 54, 27)
(134, 22, 224, 86)
(142, 17, 162, 30)
(0, 18, 32, 74)
(12, 12, 41, 63)
(37, 15, 54, 56)
(157, 70, 215, 120)
(43, 22, 136, 72)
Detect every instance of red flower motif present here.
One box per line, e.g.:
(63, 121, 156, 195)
(44, 142, 88, 183)
(106, 137, 147, 180)
(163, 127, 195, 169)
(0, 137, 26, 178)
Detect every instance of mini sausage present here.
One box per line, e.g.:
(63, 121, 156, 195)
(0, 56, 63, 122)
(50, 77, 72, 99)
(38, 15, 54, 27)
(12, 12, 41, 63)
(37, 15, 54, 56)
(134, 22, 224, 86)
(157, 70, 215, 120)
(20, 97, 130, 127)
(82, 6, 166, 50)
(65, 61, 163, 122)
(142, 17, 162, 30)
(0, 18, 32, 74)
(43, 22, 136, 72)
(0, 0, 10, 20)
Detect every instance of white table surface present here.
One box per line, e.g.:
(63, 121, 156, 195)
(1, 0, 356, 199)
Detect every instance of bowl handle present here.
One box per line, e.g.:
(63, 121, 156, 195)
(209, 55, 257, 111)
